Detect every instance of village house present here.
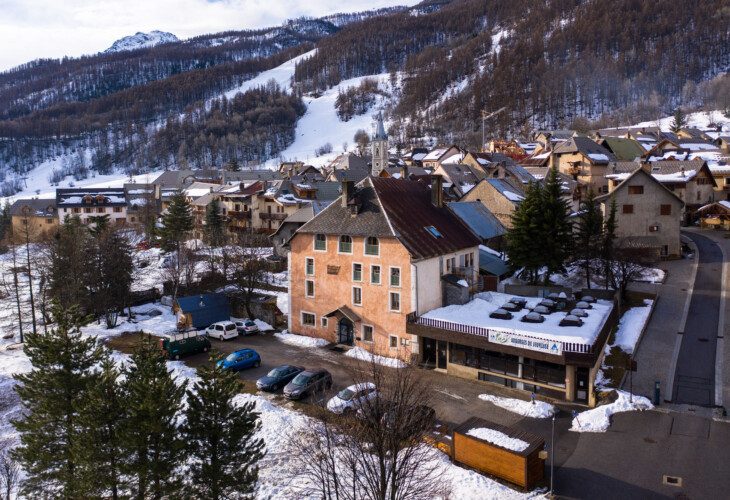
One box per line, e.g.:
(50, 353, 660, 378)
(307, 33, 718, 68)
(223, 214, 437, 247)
(598, 166, 684, 258)
(218, 181, 262, 235)
(605, 160, 716, 213)
(695, 201, 730, 230)
(288, 176, 481, 360)
(709, 165, 730, 201)
(596, 136, 645, 161)
(431, 163, 480, 198)
(460, 178, 525, 228)
(9, 199, 57, 241)
(421, 145, 462, 170)
(56, 188, 127, 226)
(124, 183, 161, 227)
(550, 136, 617, 195)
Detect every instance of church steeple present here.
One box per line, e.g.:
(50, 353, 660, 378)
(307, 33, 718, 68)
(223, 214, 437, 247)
(371, 112, 389, 176)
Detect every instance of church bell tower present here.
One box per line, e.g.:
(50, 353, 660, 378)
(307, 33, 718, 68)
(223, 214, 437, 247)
(371, 112, 389, 177)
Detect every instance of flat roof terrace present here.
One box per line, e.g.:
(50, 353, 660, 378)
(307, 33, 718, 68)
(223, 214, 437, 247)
(408, 292, 617, 366)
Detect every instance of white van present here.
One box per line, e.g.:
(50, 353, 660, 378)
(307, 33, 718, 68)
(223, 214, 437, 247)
(205, 321, 239, 341)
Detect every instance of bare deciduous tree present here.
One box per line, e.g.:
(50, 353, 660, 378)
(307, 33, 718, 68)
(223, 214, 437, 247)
(231, 231, 270, 318)
(286, 347, 450, 500)
(0, 439, 21, 500)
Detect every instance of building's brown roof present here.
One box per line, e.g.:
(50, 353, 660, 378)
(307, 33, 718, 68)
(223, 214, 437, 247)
(298, 177, 480, 261)
(552, 136, 616, 163)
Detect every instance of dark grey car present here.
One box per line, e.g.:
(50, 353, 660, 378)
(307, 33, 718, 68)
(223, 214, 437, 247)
(256, 365, 305, 392)
(283, 368, 332, 400)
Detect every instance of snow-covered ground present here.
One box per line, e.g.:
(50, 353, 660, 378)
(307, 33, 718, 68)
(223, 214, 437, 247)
(344, 346, 407, 368)
(274, 330, 330, 348)
(610, 299, 653, 354)
(570, 390, 653, 433)
(635, 110, 730, 133)
(273, 73, 394, 168)
(479, 394, 554, 419)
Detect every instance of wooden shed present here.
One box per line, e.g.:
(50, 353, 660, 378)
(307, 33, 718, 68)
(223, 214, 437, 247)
(453, 417, 545, 489)
(172, 293, 230, 329)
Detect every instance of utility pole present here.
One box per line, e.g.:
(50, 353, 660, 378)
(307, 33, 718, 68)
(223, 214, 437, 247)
(550, 408, 559, 497)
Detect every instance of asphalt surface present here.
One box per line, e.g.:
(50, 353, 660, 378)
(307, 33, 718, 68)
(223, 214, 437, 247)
(180, 329, 730, 499)
(672, 231, 722, 406)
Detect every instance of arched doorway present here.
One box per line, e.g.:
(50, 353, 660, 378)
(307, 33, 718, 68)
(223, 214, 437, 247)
(338, 318, 354, 346)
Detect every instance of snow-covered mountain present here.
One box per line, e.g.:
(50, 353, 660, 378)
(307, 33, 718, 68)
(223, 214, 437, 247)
(104, 30, 179, 53)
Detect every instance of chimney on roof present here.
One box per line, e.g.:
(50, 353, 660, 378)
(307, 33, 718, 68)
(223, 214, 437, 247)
(341, 180, 354, 208)
(399, 165, 408, 179)
(430, 174, 444, 208)
(262, 180, 269, 193)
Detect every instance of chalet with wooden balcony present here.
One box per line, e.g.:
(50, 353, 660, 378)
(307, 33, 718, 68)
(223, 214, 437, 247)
(550, 136, 617, 195)
(56, 188, 127, 226)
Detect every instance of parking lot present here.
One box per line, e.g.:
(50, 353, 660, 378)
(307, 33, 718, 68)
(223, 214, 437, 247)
(177, 329, 578, 430)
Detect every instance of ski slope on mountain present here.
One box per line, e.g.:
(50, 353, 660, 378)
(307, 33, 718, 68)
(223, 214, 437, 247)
(222, 49, 317, 100)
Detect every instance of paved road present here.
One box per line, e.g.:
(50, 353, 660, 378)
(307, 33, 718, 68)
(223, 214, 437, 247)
(672, 231, 723, 406)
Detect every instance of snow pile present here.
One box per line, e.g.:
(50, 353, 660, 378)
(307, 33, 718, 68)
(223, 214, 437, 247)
(479, 394, 554, 419)
(611, 300, 653, 353)
(274, 331, 330, 348)
(570, 390, 653, 432)
(80, 304, 178, 340)
(344, 347, 407, 368)
(588, 153, 609, 162)
(466, 427, 530, 452)
(253, 319, 275, 332)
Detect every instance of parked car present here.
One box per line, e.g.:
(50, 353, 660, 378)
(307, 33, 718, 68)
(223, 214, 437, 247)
(159, 329, 210, 360)
(217, 349, 261, 372)
(256, 365, 305, 391)
(234, 319, 259, 335)
(327, 382, 379, 415)
(206, 321, 239, 341)
(356, 399, 396, 422)
(283, 368, 332, 400)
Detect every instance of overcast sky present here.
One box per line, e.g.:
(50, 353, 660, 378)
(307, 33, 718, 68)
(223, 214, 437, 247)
(0, 0, 420, 71)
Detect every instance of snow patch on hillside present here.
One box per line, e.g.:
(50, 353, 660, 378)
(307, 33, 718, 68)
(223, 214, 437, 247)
(635, 110, 730, 132)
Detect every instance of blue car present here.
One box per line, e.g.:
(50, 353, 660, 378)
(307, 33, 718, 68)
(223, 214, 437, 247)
(217, 349, 261, 372)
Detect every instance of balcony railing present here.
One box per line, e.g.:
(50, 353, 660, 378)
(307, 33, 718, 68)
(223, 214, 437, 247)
(228, 210, 251, 219)
(260, 212, 287, 221)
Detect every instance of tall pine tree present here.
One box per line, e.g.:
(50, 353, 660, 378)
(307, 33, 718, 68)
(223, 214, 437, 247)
(602, 195, 618, 290)
(203, 198, 226, 248)
(540, 166, 573, 284)
(74, 354, 127, 500)
(121, 335, 185, 500)
(160, 189, 193, 255)
(12, 303, 102, 499)
(183, 351, 265, 500)
(670, 107, 687, 133)
(506, 181, 545, 284)
(576, 186, 604, 288)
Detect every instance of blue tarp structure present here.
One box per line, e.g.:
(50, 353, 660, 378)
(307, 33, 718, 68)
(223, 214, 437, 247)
(175, 293, 230, 329)
(479, 249, 510, 278)
(448, 201, 506, 241)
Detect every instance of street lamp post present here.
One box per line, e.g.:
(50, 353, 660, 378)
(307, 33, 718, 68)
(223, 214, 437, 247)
(551, 411, 555, 495)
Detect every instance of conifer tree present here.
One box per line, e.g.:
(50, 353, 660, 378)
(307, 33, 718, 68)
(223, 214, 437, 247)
(670, 107, 687, 133)
(0, 200, 10, 242)
(160, 189, 193, 255)
(203, 198, 225, 247)
(121, 335, 185, 500)
(12, 303, 101, 499)
(506, 181, 544, 284)
(576, 186, 604, 288)
(601, 195, 618, 289)
(540, 166, 573, 284)
(183, 351, 265, 500)
(75, 354, 127, 500)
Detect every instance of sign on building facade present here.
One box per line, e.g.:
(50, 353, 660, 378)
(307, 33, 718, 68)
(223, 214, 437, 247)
(488, 330, 563, 356)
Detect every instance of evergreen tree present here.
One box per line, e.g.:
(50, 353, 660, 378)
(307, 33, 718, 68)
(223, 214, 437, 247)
(11, 303, 101, 499)
(183, 351, 265, 500)
(87, 214, 111, 236)
(601, 195, 618, 289)
(0, 200, 11, 242)
(94, 230, 134, 328)
(49, 216, 89, 310)
(506, 181, 544, 284)
(74, 354, 127, 500)
(122, 335, 185, 500)
(576, 186, 604, 288)
(229, 157, 241, 172)
(670, 107, 687, 133)
(540, 166, 573, 284)
(160, 189, 193, 254)
(203, 198, 225, 247)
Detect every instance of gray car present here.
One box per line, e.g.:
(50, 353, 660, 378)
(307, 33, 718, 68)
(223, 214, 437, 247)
(283, 368, 332, 400)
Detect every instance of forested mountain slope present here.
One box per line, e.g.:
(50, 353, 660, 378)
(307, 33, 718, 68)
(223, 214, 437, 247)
(1, 0, 729, 197)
